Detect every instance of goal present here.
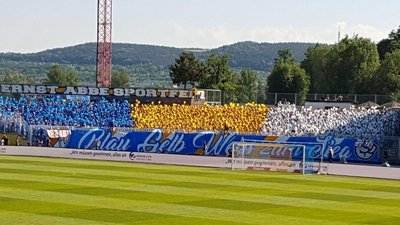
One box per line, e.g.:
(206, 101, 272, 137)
(231, 142, 315, 174)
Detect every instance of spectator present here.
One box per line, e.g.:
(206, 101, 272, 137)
(96, 140, 101, 150)
(192, 87, 198, 100)
(290, 113, 297, 134)
(329, 147, 334, 163)
(2, 135, 8, 145)
(15, 136, 20, 146)
(203, 140, 208, 155)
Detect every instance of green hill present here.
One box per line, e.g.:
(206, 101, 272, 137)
(0, 42, 315, 87)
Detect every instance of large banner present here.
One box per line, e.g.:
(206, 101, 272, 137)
(0, 84, 196, 98)
(63, 129, 380, 163)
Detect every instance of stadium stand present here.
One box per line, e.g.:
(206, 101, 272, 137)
(131, 100, 269, 133)
(263, 104, 399, 138)
(1, 95, 399, 139)
(0, 96, 133, 127)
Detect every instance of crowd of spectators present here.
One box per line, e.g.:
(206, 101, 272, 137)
(131, 100, 399, 138)
(1, 95, 399, 139)
(263, 104, 399, 138)
(0, 96, 24, 133)
(0, 96, 22, 116)
(0, 96, 133, 127)
(131, 100, 268, 133)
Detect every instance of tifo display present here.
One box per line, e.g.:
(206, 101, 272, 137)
(0, 95, 398, 165)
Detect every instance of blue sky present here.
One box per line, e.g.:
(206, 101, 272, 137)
(1, 0, 400, 53)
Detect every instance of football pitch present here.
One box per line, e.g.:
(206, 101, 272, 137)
(0, 155, 399, 225)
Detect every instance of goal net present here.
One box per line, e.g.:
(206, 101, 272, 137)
(231, 142, 317, 174)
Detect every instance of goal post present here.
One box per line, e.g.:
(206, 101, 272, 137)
(231, 142, 318, 174)
(236, 139, 327, 174)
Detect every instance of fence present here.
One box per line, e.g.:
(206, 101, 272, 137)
(265, 93, 396, 106)
(0, 114, 24, 135)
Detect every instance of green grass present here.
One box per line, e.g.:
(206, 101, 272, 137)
(0, 156, 400, 225)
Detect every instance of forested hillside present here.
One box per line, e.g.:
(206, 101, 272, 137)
(0, 42, 314, 86)
(200, 41, 313, 71)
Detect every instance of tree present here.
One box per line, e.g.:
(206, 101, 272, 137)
(326, 36, 380, 94)
(373, 50, 400, 95)
(169, 52, 206, 89)
(268, 49, 310, 103)
(301, 44, 331, 93)
(46, 65, 79, 86)
(377, 26, 400, 60)
(111, 71, 130, 88)
(236, 69, 258, 103)
(65, 70, 79, 86)
(0, 71, 34, 84)
(274, 49, 295, 64)
(200, 54, 238, 103)
(377, 38, 392, 60)
(256, 78, 267, 104)
(201, 54, 232, 88)
(302, 36, 380, 95)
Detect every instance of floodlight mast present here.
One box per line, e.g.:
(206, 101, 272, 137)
(96, 0, 112, 87)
